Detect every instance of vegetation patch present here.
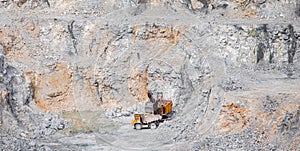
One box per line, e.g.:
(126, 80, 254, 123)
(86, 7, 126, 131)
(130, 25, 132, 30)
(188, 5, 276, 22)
(61, 111, 120, 134)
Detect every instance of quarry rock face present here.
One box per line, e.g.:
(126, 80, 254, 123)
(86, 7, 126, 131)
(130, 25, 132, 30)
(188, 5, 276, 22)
(0, 0, 299, 150)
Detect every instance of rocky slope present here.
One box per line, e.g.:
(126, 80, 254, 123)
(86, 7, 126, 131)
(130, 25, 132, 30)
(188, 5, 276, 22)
(0, 0, 299, 150)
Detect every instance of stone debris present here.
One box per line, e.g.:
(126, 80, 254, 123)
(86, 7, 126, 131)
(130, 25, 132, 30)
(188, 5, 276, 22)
(0, 0, 299, 150)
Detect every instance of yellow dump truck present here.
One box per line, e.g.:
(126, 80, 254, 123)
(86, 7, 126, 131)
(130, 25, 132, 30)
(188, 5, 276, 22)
(131, 114, 162, 130)
(132, 91, 173, 130)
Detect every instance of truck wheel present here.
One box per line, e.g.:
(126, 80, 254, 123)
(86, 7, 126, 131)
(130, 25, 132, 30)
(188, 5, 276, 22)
(135, 123, 142, 130)
(150, 123, 157, 129)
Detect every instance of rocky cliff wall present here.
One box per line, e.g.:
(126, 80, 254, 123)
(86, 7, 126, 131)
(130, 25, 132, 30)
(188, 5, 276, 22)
(0, 13, 298, 113)
(0, 0, 299, 150)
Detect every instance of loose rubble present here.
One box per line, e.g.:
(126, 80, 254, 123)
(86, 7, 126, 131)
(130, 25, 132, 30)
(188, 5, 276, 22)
(0, 0, 299, 150)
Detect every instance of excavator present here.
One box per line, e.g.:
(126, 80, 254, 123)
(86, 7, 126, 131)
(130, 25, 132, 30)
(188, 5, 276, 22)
(131, 91, 173, 130)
